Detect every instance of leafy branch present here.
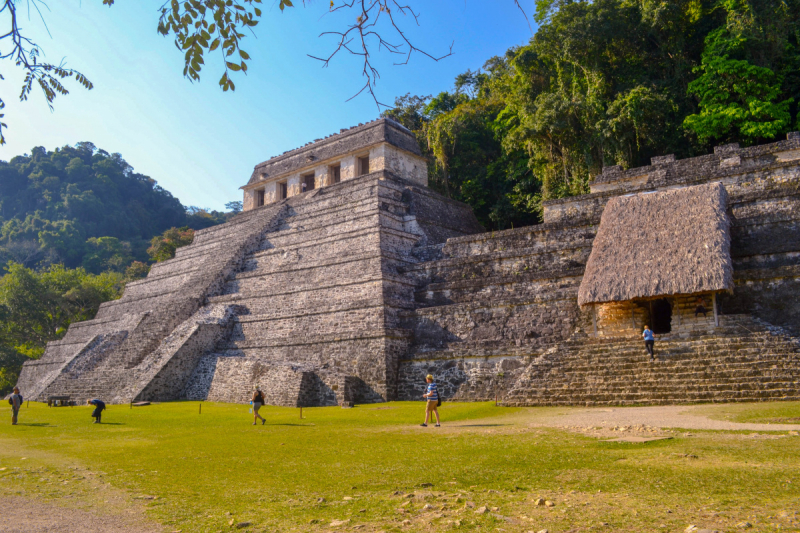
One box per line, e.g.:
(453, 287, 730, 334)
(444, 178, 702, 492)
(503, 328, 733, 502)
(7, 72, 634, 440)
(0, 0, 94, 144)
(153, 0, 269, 92)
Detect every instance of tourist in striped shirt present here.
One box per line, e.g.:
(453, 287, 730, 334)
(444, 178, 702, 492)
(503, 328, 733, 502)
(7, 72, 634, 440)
(420, 374, 441, 427)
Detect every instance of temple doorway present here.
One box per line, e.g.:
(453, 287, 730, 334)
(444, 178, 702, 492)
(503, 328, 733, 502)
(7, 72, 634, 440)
(650, 298, 672, 334)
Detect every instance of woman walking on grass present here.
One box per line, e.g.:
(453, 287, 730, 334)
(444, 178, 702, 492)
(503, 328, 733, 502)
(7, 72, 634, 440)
(420, 374, 441, 427)
(252, 386, 266, 425)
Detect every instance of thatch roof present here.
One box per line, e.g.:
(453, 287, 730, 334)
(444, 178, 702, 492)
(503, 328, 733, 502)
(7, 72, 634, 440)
(578, 182, 733, 306)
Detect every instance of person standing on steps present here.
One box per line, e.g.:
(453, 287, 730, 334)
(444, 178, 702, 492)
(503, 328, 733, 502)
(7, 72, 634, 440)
(87, 398, 106, 424)
(695, 296, 708, 318)
(8, 387, 22, 425)
(252, 386, 266, 425)
(420, 374, 441, 427)
(643, 325, 655, 362)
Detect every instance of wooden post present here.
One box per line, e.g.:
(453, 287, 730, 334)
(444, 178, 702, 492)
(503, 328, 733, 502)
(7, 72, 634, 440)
(300, 407, 303, 419)
(712, 292, 719, 327)
(592, 305, 598, 337)
(199, 403, 202, 414)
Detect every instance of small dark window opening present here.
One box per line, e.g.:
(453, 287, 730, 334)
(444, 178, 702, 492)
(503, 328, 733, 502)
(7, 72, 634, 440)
(256, 189, 265, 207)
(302, 173, 316, 192)
(330, 164, 341, 184)
(358, 155, 370, 176)
(650, 298, 672, 334)
(278, 181, 288, 200)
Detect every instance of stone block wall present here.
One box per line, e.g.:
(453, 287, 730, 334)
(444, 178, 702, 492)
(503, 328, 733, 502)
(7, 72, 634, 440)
(176, 171, 478, 405)
(17, 130, 800, 408)
(396, 134, 800, 404)
(243, 119, 429, 209)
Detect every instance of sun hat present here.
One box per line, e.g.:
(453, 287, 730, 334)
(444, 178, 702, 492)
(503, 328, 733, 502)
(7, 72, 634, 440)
(426, 374, 434, 380)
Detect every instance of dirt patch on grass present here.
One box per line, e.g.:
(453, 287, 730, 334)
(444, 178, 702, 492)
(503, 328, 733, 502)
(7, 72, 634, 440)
(0, 497, 164, 533)
(0, 440, 166, 533)
(759, 417, 800, 424)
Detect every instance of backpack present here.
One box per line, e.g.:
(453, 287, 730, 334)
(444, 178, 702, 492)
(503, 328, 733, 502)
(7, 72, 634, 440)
(437, 397, 442, 407)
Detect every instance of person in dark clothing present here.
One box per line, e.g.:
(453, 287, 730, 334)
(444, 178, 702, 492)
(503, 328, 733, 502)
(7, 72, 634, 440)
(251, 386, 266, 425)
(643, 325, 655, 361)
(87, 399, 106, 423)
(8, 387, 22, 425)
(695, 296, 708, 317)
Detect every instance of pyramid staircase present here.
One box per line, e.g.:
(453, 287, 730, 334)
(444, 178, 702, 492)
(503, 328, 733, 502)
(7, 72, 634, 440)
(504, 315, 800, 406)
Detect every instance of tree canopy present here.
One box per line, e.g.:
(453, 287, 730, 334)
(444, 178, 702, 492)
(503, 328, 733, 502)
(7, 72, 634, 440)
(0, 142, 236, 273)
(385, 0, 800, 230)
(0, 262, 124, 393)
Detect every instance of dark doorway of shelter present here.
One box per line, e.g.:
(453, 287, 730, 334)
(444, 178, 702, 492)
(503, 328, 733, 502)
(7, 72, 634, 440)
(650, 298, 672, 334)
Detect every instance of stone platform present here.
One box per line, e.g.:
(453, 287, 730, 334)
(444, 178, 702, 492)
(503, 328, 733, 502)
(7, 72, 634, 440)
(15, 125, 800, 407)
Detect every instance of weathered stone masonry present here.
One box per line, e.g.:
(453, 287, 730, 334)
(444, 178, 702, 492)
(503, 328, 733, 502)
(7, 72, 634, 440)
(16, 121, 800, 406)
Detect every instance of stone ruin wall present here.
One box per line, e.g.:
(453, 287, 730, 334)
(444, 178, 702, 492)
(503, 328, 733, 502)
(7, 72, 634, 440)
(15, 122, 800, 407)
(395, 133, 800, 403)
(242, 120, 428, 210)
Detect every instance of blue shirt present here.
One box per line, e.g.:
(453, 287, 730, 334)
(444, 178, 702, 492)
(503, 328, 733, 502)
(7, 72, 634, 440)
(643, 329, 654, 341)
(89, 399, 106, 410)
(426, 383, 439, 401)
(9, 394, 22, 409)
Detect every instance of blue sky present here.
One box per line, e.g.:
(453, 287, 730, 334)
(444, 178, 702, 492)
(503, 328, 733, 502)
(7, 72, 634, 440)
(1, 1, 536, 210)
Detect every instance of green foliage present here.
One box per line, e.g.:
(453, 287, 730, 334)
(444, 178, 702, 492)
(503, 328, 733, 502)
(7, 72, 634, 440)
(147, 227, 195, 263)
(0, 0, 95, 145)
(0, 263, 123, 393)
(154, 0, 264, 91)
(385, 0, 800, 230)
(0, 143, 240, 274)
(124, 261, 150, 281)
(0, 143, 188, 272)
(683, 5, 797, 145)
(82, 237, 134, 274)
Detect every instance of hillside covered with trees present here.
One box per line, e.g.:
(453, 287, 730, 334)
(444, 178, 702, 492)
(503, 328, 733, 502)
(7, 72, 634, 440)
(0, 142, 241, 392)
(385, 0, 800, 230)
(0, 142, 240, 273)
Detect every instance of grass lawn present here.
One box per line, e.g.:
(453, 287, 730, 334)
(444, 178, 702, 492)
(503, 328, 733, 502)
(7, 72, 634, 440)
(1, 401, 799, 532)
(693, 401, 800, 425)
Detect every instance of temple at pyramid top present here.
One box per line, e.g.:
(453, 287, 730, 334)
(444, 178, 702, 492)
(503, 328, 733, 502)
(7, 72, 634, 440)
(241, 118, 428, 210)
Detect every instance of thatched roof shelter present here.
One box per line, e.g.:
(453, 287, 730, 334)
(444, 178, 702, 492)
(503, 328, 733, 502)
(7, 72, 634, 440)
(578, 182, 733, 306)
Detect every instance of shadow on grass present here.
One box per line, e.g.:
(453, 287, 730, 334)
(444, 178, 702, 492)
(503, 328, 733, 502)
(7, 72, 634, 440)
(94, 423, 124, 425)
(16, 423, 54, 427)
(452, 424, 511, 427)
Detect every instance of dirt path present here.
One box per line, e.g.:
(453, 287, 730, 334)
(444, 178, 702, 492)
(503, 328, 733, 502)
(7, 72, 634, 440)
(0, 497, 165, 533)
(441, 404, 800, 437)
(536, 404, 800, 431)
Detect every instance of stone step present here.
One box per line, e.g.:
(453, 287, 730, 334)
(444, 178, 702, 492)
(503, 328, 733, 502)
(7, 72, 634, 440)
(441, 222, 596, 259)
(233, 249, 411, 281)
(523, 373, 800, 392)
(221, 256, 385, 296)
(260, 212, 408, 251)
(412, 276, 582, 310)
(228, 305, 389, 342)
(209, 280, 390, 315)
(403, 242, 591, 280)
(505, 391, 800, 407)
